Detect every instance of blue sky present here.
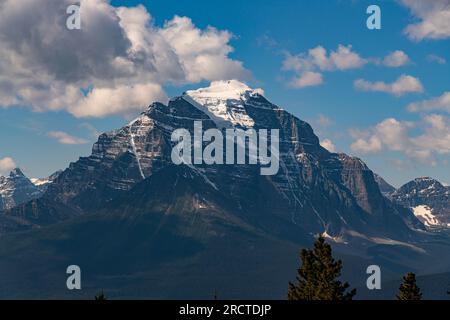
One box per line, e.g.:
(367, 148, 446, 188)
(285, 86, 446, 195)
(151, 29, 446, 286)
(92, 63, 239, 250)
(0, 0, 449, 187)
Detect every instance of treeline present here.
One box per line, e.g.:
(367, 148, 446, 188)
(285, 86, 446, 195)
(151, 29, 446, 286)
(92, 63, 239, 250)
(288, 236, 446, 300)
(94, 236, 447, 300)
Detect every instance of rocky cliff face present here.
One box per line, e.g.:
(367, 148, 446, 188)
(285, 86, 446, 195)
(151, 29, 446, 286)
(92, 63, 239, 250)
(0, 168, 42, 211)
(0, 80, 423, 240)
(374, 174, 396, 198)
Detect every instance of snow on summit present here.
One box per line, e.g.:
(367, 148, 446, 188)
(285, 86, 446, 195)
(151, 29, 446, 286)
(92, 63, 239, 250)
(182, 80, 265, 128)
(185, 80, 264, 101)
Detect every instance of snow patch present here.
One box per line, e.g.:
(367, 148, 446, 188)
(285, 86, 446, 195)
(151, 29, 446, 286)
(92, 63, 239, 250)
(183, 80, 264, 128)
(412, 205, 440, 227)
(346, 230, 426, 253)
(322, 231, 348, 244)
(30, 178, 51, 186)
(186, 80, 264, 101)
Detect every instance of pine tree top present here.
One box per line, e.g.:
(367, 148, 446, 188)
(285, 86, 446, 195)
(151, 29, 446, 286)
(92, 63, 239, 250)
(288, 236, 356, 300)
(396, 272, 422, 300)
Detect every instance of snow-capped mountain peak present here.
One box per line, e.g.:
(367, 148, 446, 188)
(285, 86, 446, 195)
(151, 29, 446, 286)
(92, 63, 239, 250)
(0, 168, 42, 211)
(182, 80, 265, 128)
(391, 176, 450, 229)
(185, 80, 264, 102)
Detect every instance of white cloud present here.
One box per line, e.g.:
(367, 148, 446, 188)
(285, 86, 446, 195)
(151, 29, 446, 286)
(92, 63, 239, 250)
(320, 139, 337, 152)
(0, 0, 249, 118)
(47, 131, 89, 145)
(354, 74, 424, 96)
(290, 72, 323, 88)
(426, 54, 446, 64)
(407, 92, 450, 113)
(0, 157, 17, 175)
(315, 114, 333, 128)
(282, 44, 366, 89)
(401, 0, 450, 41)
(327, 45, 368, 70)
(351, 136, 383, 154)
(382, 50, 410, 67)
(282, 46, 413, 89)
(158, 16, 250, 83)
(283, 45, 367, 73)
(350, 115, 450, 165)
(69, 83, 168, 118)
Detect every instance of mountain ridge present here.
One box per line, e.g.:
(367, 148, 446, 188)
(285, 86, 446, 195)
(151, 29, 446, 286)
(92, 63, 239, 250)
(0, 80, 424, 240)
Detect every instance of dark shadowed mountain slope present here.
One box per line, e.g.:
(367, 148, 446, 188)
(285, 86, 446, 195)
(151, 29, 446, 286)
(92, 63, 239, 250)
(1, 163, 447, 299)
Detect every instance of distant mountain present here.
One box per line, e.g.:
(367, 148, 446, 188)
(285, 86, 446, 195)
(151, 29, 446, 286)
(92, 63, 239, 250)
(373, 174, 396, 198)
(391, 177, 450, 228)
(0, 168, 42, 211)
(2, 80, 447, 299)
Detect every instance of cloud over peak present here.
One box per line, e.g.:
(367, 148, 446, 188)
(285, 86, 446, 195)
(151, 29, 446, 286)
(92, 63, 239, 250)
(0, 0, 249, 118)
(0, 157, 17, 176)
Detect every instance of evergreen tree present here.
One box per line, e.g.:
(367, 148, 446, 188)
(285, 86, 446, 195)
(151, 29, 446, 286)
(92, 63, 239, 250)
(288, 236, 356, 300)
(396, 273, 422, 300)
(95, 290, 107, 300)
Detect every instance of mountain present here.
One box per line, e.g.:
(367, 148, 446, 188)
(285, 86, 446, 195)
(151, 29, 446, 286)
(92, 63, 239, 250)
(0, 80, 423, 238)
(1, 80, 447, 299)
(391, 177, 450, 229)
(0, 168, 42, 212)
(30, 170, 63, 193)
(373, 173, 396, 198)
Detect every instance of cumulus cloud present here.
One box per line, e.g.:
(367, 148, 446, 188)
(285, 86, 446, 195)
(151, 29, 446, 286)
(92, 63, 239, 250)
(350, 115, 450, 165)
(426, 54, 446, 64)
(0, 0, 249, 117)
(382, 50, 410, 67)
(282, 44, 367, 88)
(283, 45, 367, 72)
(313, 45, 368, 71)
(407, 92, 450, 113)
(354, 74, 424, 96)
(0, 157, 17, 175)
(400, 0, 450, 41)
(320, 139, 337, 153)
(289, 72, 323, 88)
(282, 45, 413, 89)
(47, 131, 89, 145)
(69, 83, 168, 117)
